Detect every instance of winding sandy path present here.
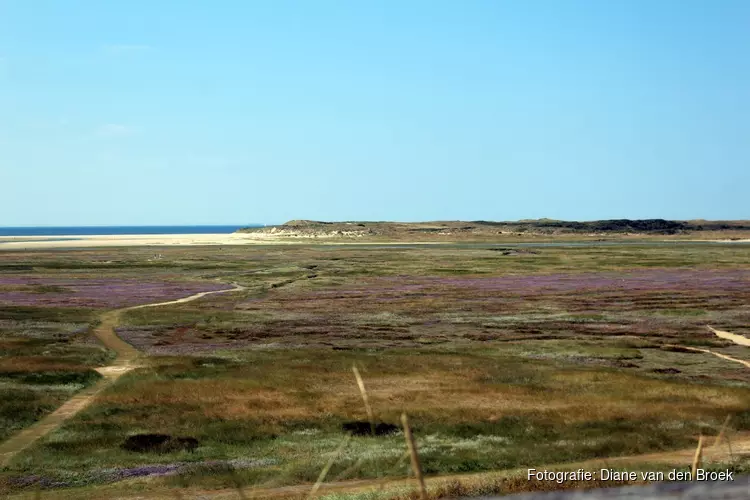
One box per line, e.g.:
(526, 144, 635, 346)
(665, 345, 750, 369)
(708, 325, 750, 347)
(659, 326, 750, 370)
(0, 283, 245, 468)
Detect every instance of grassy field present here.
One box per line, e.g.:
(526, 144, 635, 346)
(0, 306, 110, 443)
(1, 243, 749, 497)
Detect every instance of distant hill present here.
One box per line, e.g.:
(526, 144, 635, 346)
(236, 219, 750, 241)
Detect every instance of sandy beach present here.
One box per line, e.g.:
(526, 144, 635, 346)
(0, 233, 443, 249)
(0, 233, 283, 250)
(1, 233, 748, 250)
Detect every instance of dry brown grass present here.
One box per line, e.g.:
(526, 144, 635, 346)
(85, 352, 750, 432)
(0, 357, 90, 373)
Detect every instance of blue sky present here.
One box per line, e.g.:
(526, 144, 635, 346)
(1, 0, 748, 225)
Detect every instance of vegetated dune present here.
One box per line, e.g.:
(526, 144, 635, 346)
(236, 219, 750, 241)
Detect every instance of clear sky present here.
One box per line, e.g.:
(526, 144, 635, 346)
(1, 0, 748, 225)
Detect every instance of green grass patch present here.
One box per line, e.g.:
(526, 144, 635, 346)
(0, 306, 95, 322)
(0, 387, 73, 441)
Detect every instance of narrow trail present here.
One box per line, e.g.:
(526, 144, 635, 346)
(708, 325, 750, 347)
(666, 344, 750, 369)
(0, 283, 245, 468)
(661, 326, 750, 370)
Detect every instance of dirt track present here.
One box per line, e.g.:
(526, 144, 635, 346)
(0, 283, 245, 468)
(662, 326, 750, 369)
(666, 345, 750, 369)
(709, 325, 750, 347)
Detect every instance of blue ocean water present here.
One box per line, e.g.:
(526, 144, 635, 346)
(0, 225, 261, 237)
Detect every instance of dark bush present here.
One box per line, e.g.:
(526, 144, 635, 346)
(342, 421, 399, 436)
(651, 367, 681, 374)
(121, 434, 199, 453)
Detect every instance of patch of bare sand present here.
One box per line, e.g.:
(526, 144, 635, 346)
(0, 233, 445, 249)
(0, 233, 267, 249)
(708, 326, 750, 347)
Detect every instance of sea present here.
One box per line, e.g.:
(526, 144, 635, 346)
(0, 225, 262, 237)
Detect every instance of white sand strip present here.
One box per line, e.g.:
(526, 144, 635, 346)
(0, 233, 287, 249)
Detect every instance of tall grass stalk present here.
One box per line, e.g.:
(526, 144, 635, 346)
(401, 413, 426, 500)
(714, 415, 731, 447)
(691, 435, 704, 480)
(352, 365, 375, 436)
(308, 435, 352, 499)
